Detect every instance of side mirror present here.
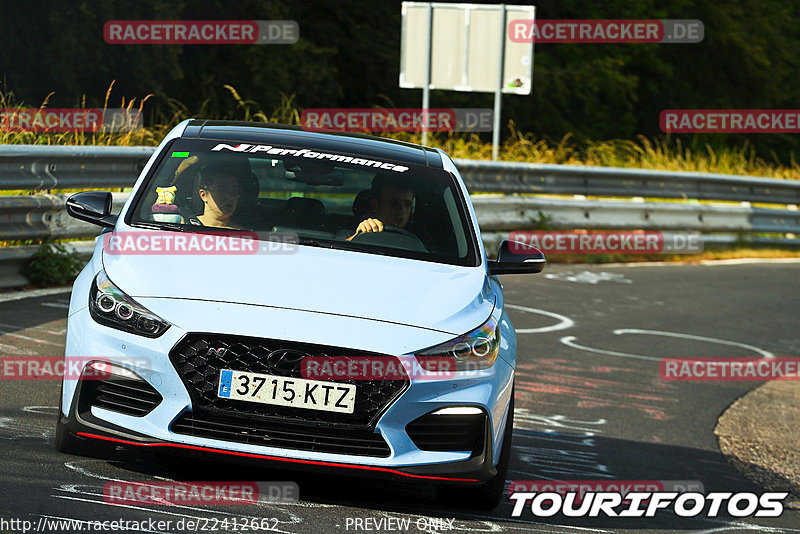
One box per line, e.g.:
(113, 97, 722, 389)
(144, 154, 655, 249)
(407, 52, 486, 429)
(488, 239, 546, 275)
(65, 191, 117, 228)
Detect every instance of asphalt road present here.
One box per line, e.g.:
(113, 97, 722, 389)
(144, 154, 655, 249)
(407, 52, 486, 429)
(0, 261, 799, 533)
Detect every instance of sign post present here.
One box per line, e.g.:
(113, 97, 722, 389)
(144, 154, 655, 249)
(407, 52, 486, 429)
(400, 2, 535, 160)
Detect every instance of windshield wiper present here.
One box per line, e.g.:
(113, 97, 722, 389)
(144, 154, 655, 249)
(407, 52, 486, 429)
(130, 221, 189, 232)
(296, 237, 334, 248)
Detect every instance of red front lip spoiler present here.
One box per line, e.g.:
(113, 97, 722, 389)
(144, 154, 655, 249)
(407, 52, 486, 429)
(77, 432, 479, 482)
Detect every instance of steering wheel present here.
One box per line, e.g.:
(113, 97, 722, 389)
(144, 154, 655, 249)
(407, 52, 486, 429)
(382, 225, 418, 239)
(351, 225, 428, 252)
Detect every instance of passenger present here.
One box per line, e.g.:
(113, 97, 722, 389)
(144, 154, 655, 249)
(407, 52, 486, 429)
(191, 169, 244, 229)
(347, 175, 415, 241)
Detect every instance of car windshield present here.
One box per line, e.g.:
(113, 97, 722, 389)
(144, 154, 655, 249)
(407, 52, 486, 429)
(127, 139, 478, 266)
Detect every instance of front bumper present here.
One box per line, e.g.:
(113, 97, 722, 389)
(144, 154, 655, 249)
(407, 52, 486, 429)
(63, 300, 515, 483)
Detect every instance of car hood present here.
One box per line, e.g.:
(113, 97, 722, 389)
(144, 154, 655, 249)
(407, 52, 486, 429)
(102, 243, 493, 336)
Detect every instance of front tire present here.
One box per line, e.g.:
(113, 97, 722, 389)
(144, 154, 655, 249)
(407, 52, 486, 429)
(54, 408, 83, 454)
(54, 380, 109, 457)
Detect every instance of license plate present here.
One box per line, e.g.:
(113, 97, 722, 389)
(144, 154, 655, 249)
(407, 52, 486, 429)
(217, 369, 356, 414)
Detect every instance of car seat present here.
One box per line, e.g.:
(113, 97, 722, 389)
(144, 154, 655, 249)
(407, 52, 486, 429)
(280, 197, 325, 230)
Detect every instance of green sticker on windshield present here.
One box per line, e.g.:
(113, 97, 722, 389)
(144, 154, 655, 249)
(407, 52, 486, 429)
(171, 152, 190, 158)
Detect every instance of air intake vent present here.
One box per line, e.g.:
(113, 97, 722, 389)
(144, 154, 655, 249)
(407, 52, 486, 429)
(80, 373, 162, 417)
(171, 411, 391, 457)
(406, 411, 486, 454)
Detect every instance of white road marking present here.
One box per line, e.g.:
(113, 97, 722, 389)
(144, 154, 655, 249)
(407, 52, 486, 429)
(53, 495, 236, 523)
(0, 341, 36, 354)
(575, 257, 800, 268)
(0, 322, 65, 336)
(0, 330, 63, 346)
(61, 461, 303, 532)
(543, 271, 633, 284)
(22, 405, 59, 414)
(41, 302, 69, 309)
(53, 490, 301, 534)
(613, 329, 775, 358)
(698, 258, 800, 266)
(513, 410, 607, 435)
(560, 335, 662, 362)
(0, 415, 51, 440)
(506, 305, 576, 334)
(685, 522, 800, 533)
(0, 287, 71, 303)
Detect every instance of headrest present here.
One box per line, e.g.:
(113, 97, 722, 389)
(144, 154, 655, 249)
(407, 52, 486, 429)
(352, 189, 373, 218)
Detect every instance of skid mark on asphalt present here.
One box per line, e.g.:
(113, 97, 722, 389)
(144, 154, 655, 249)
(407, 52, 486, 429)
(516, 360, 677, 419)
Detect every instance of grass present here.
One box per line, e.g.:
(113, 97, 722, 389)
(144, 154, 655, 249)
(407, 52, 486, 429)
(1, 84, 799, 180)
(543, 247, 800, 264)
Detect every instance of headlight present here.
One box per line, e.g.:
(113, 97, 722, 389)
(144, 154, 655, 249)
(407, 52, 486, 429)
(89, 270, 170, 338)
(415, 314, 500, 371)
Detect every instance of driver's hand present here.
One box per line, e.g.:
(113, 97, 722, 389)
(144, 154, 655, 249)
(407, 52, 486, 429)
(346, 218, 384, 241)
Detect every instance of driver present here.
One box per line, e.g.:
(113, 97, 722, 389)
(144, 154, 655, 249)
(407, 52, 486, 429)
(346, 175, 415, 241)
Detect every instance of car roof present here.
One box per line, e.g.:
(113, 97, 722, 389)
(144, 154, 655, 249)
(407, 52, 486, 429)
(181, 120, 444, 169)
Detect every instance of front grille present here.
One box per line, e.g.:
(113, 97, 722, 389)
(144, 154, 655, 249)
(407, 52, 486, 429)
(79, 372, 163, 417)
(168, 333, 409, 427)
(406, 412, 486, 454)
(171, 411, 391, 457)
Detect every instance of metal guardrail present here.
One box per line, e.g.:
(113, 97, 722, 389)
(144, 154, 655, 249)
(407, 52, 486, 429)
(0, 145, 153, 190)
(453, 159, 800, 204)
(1, 144, 799, 288)
(471, 196, 800, 233)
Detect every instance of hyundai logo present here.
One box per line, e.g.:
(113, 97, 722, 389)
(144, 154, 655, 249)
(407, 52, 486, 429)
(266, 348, 313, 371)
